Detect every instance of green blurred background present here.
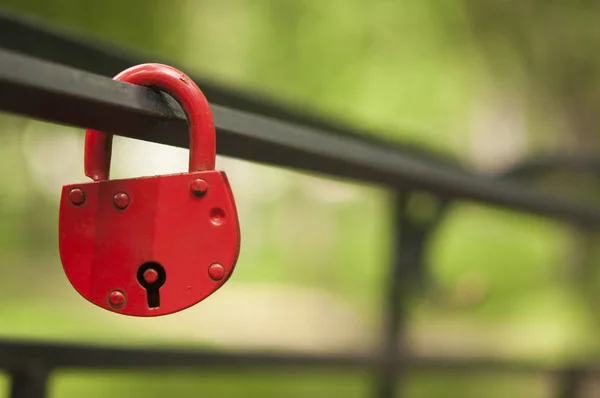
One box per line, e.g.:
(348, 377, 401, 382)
(1, 1, 600, 397)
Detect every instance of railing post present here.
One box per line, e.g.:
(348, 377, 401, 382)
(9, 365, 49, 398)
(375, 192, 443, 398)
(556, 369, 584, 398)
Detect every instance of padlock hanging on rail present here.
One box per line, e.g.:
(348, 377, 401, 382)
(58, 63, 241, 317)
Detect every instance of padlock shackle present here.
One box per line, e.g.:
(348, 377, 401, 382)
(84, 64, 216, 181)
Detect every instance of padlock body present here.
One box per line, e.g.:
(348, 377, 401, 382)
(58, 170, 240, 317)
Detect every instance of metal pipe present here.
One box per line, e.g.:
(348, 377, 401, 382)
(0, 49, 600, 225)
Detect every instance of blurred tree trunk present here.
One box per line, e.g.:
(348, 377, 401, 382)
(460, 0, 600, 153)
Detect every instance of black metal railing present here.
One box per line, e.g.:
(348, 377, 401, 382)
(1, 9, 600, 398)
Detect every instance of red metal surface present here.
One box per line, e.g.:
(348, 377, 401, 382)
(58, 64, 240, 317)
(84, 64, 216, 181)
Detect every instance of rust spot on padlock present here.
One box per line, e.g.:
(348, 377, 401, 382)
(113, 192, 130, 209)
(208, 263, 225, 281)
(68, 188, 85, 206)
(59, 63, 241, 317)
(190, 178, 209, 196)
(108, 290, 126, 309)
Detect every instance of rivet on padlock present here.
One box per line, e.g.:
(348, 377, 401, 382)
(190, 178, 209, 196)
(113, 192, 130, 210)
(58, 63, 241, 317)
(68, 188, 85, 206)
(108, 290, 126, 309)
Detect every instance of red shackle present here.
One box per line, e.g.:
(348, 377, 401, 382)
(84, 63, 216, 181)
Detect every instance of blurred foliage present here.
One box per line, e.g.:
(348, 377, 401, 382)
(0, 1, 600, 397)
(459, 0, 600, 152)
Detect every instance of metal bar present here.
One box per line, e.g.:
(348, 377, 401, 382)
(0, 339, 597, 377)
(501, 154, 600, 180)
(1, 49, 600, 225)
(9, 366, 49, 398)
(375, 209, 402, 397)
(556, 369, 584, 398)
(375, 195, 409, 398)
(375, 194, 441, 398)
(0, 8, 453, 160)
(0, 339, 375, 371)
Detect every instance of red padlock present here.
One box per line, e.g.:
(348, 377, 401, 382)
(58, 63, 241, 317)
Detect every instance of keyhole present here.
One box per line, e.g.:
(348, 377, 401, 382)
(137, 262, 166, 308)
